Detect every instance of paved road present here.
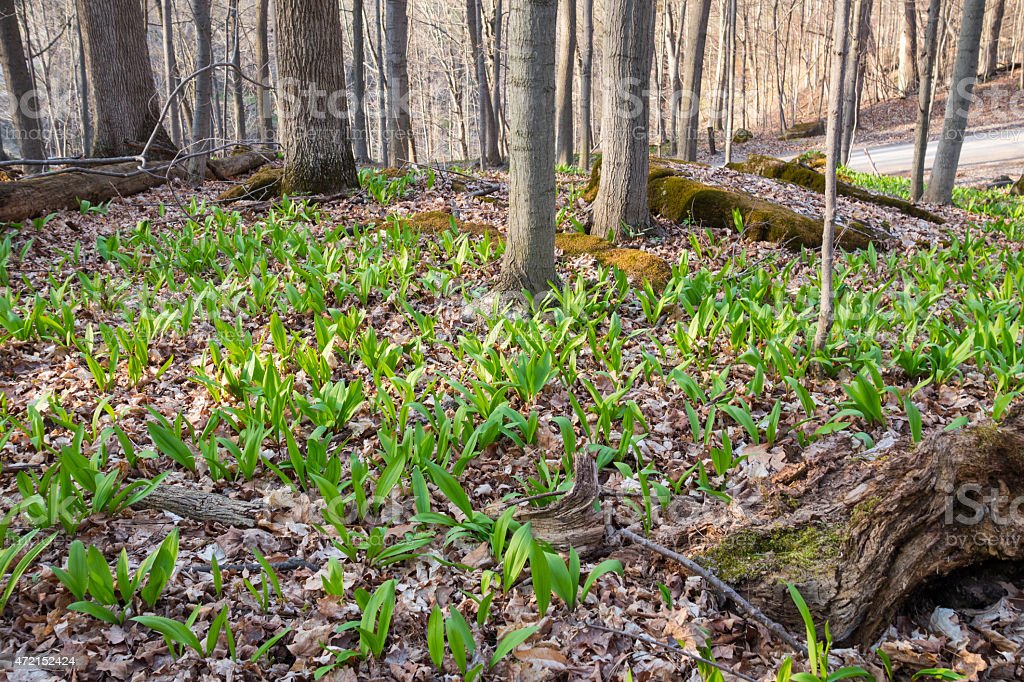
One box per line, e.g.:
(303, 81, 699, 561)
(845, 127, 1024, 175)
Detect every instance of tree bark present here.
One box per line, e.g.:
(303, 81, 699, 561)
(923, 0, 987, 204)
(375, 0, 389, 163)
(723, 0, 738, 164)
(351, 0, 371, 162)
(0, 0, 47, 165)
(813, 0, 851, 354)
(255, 0, 275, 144)
(386, 0, 414, 166)
(228, 0, 247, 142)
(679, 0, 713, 161)
(910, 0, 942, 201)
(665, 1, 683, 156)
(187, 0, 214, 183)
(75, 0, 175, 159)
(75, 14, 92, 156)
(160, 0, 182, 148)
(275, 0, 359, 193)
(978, 0, 1007, 79)
(898, 0, 920, 95)
(592, 0, 656, 241)
(495, 0, 558, 296)
(467, 0, 500, 167)
(839, 0, 872, 164)
(554, 0, 577, 167)
(578, 0, 594, 170)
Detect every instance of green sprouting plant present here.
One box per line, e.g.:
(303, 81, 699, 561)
(505, 350, 557, 403)
(54, 530, 179, 625)
(874, 648, 966, 681)
(838, 371, 887, 426)
(147, 416, 197, 472)
(779, 583, 872, 682)
(77, 198, 110, 215)
(297, 379, 365, 430)
(243, 549, 284, 613)
(58, 428, 166, 515)
(322, 557, 345, 597)
(0, 529, 57, 614)
(426, 602, 538, 679)
(318, 579, 397, 674)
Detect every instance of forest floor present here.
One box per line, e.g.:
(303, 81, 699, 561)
(0, 156, 1023, 681)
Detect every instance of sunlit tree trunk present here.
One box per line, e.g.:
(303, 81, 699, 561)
(979, 0, 1006, 79)
(578, 0, 594, 170)
(255, 0, 274, 144)
(898, 0, 920, 95)
(0, 0, 47, 164)
(386, 0, 414, 165)
(840, 0, 872, 163)
(910, 0, 942, 201)
(679, 0, 712, 161)
(160, 0, 182, 147)
(351, 0, 371, 162)
(187, 0, 213, 183)
(554, 0, 576, 167)
(228, 0, 246, 141)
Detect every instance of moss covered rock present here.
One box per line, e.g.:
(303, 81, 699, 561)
(400, 210, 501, 238)
(779, 120, 824, 140)
(217, 167, 283, 202)
(729, 155, 944, 224)
(554, 232, 672, 291)
(732, 128, 754, 143)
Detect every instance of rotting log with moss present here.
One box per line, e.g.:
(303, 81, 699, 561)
(585, 158, 886, 250)
(728, 155, 945, 224)
(657, 411, 1024, 646)
(399, 210, 502, 238)
(779, 120, 825, 140)
(554, 232, 673, 291)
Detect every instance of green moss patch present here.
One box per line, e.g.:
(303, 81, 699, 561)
(779, 120, 824, 140)
(217, 167, 283, 202)
(701, 524, 843, 584)
(401, 210, 501, 238)
(555, 232, 672, 291)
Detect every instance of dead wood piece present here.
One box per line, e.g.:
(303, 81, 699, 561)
(134, 485, 264, 528)
(516, 453, 605, 556)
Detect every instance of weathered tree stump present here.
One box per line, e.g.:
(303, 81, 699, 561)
(667, 411, 1024, 645)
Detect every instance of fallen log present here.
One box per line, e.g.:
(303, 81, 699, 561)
(133, 484, 265, 528)
(0, 151, 271, 224)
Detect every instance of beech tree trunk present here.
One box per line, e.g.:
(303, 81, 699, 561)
(0, 0, 47, 164)
(554, 0, 577, 167)
(228, 0, 247, 142)
(351, 0, 371, 162)
(75, 0, 175, 159)
(275, 0, 359, 193)
(911, 0, 942, 201)
(898, 0, 920, 95)
(375, 0, 389, 162)
(187, 0, 214, 183)
(467, 0, 500, 167)
(592, 0, 655, 241)
(665, 2, 683, 156)
(386, 0, 414, 166)
(813, 0, 851, 354)
(160, 0, 182, 148)
(75, 15, 92, 156)
(255, 0, 275, 143)
(495, 0, 557, 296)
(978, 0, 1007, 79)
(679, 0, 713, 161)
(578, 0, 594, 170)
(839, 0, 872, 164)
(923, 0, 987, 204)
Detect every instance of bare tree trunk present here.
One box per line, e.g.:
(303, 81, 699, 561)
(592, 0, 655, 241)
(75, 14, 92, 156)
(723, 0, 738, 164)
(578, 0, 594, 170)
(351, 0, 371, 162)
(255, 0, 275, 143)
(554, 0, 576, 167)
(813, 0, 852, 355)
(898, 0, 920, 95)
(0, 0, 47, 164)
(75, 0, 175, 159)
(923, 0, 987, 204)
(840, 0, 872, 163)
(911, 0, 942, 201)
(467, 0, 500, 167)
(386, 0, 415, 166)
(665, 1, 683, 156)
(375, 0, 389, 162)
(679, 0, 712, 161)
(979, 0, 1007, 79)
(228, 0, 246, 142)
(275, 0, 359, 193)
(494, 0, 557, 296)
(187, 0, 214, 183)
(160, 0, 182, 147)
(490, 0, 506, 153)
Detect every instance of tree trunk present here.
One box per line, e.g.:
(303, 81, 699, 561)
(898, 0, 920, 95)
(554, 0, 577, 168)
(75, 15, 92, 156)
(228, 0, 246, 142)
(665, 1, 683, 156)
(255, 0, 275, 144)
(592, 0, 655, 241)
(0, 0, 47, 164)
(839, 0, 872, 164)
(923, 0, 987, 204)
(911, 0, 942, 201)
(813, 0, 851, 354)
(723, 0, 738, 164)
(978, 0, 1007, 79)
(374, 0, 389, 163)
(679, 0, 713, 161)
(275, 0, 359, 193)
(75, 0, 175, 159)
(386, 0, 414, 166)
(187, 0, 214, 183)
(578, 0, 594, 170)
(495, 0, 558, 296)
(160, 0, 182, 148)
(351, 0, 371, 162)
(467, 0, 500, 167)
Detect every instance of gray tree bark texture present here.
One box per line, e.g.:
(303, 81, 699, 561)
(898, 0, 919, 96)
(467, 0, 500, 167)
(680, 0, 713, 161)
(496, 0, 558, 296)
(75, 16, 92, 156)
(554, 0, 577, 167)
(592, 0, 656, 241)
(187, 0, 214, 184)
(75, 0, 175, 159)
(813, 0, 851, 354)
(0, 0, 47, 164)
(160, 0, 182, 148)
(578, 0, 594, 170)
(839, 0, 873, 164)
(351, 0, 371, 162)
(228, 0, 247, 142)
(923, 0, 988, 204)
(978, 0, 1007, 79)
(386, 0, 415, 166)
(375, 0, 389, 163)
(255, 0, 275, 143)
(910, 0, 942, 201)
(275, 0, 359, 193)
(665, 2, 683, 156)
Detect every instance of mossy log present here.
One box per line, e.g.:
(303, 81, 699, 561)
(399, 210, 502, 238)
(667, 411, 1024, 646)
(779, 120, 825, 140)
(1011, 175, 1024, 196)
(217, 166, 284, 202)
(554, 232, 673, 290)
(729, 155, 945, 224)
(0, 152, 271, 224)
